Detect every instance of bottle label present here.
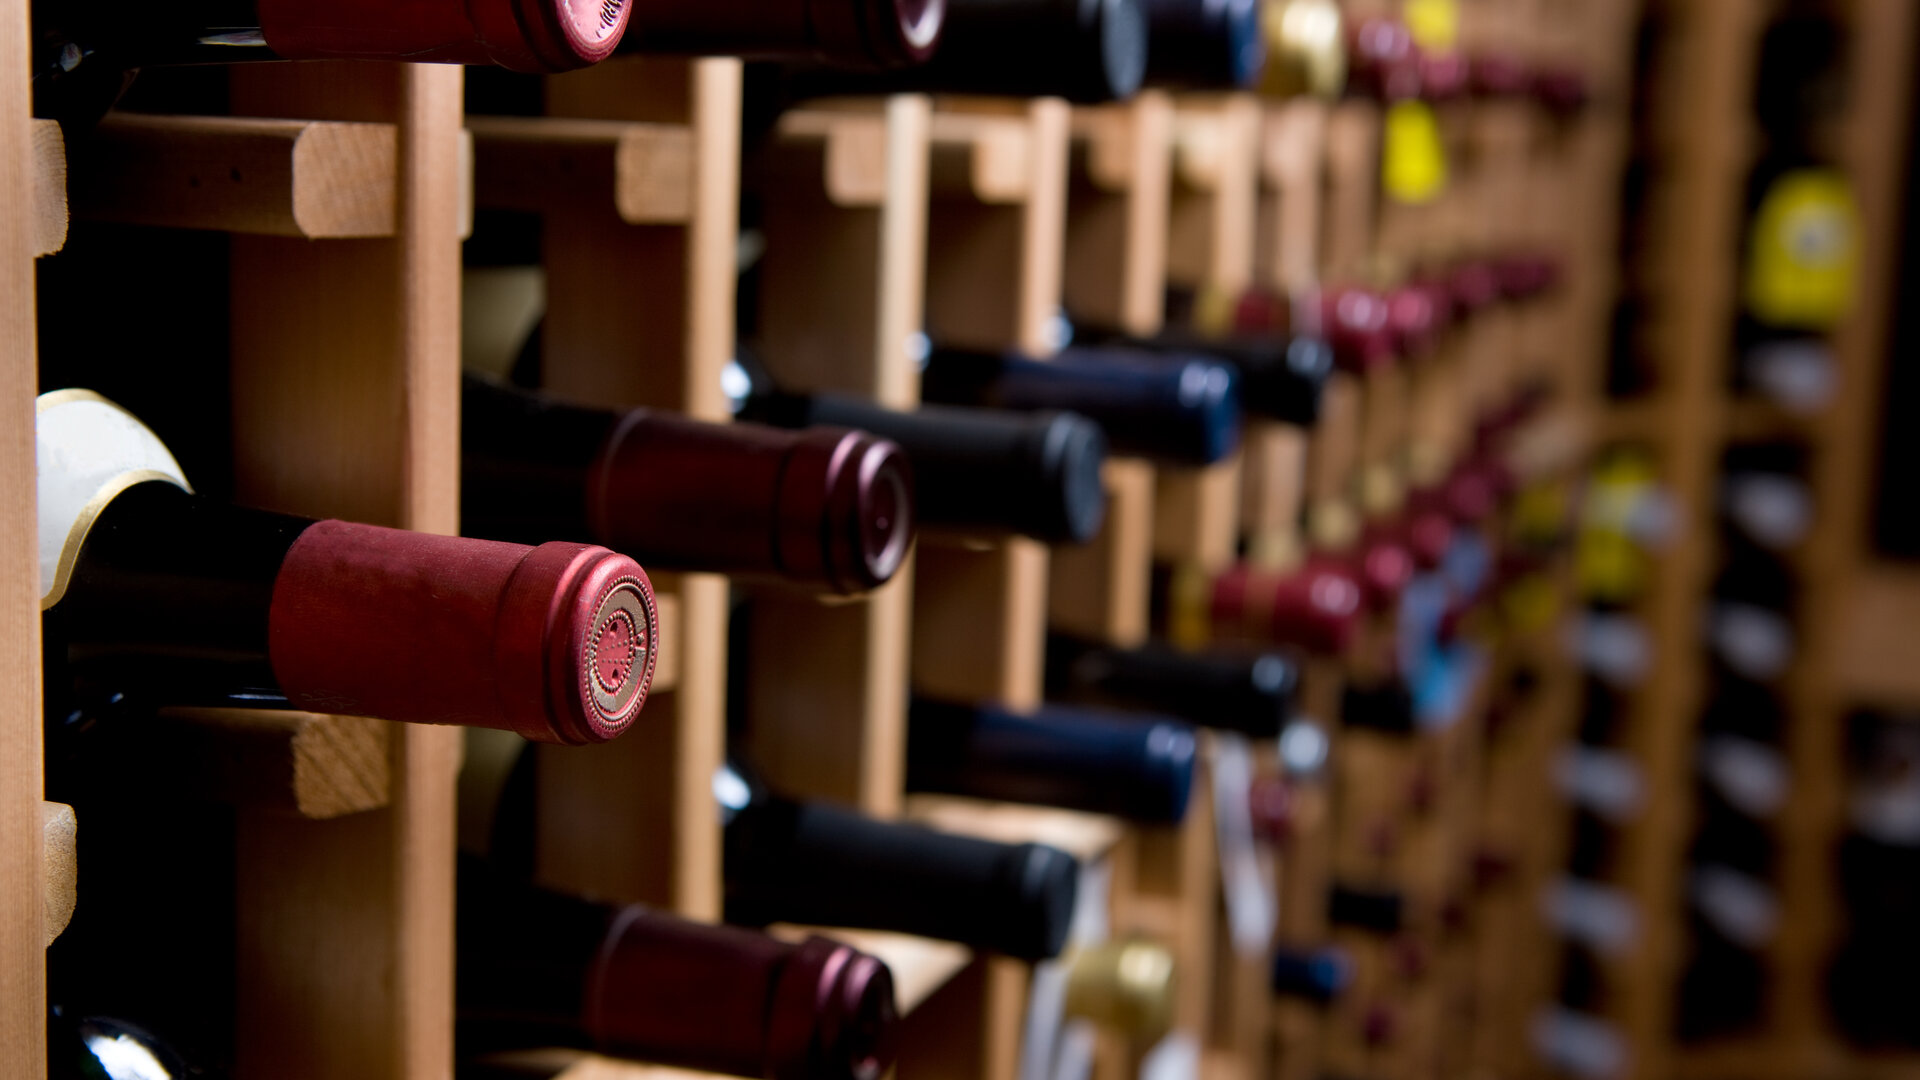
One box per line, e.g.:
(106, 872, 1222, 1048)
(1383, 101, 1449, 205)
(35, 389, 191, 609)
(1744, 168, 1860, 330)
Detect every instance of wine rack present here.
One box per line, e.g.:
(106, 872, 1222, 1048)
(6, 2, 1646, 1079)
(1571, 3, 1920, 1080)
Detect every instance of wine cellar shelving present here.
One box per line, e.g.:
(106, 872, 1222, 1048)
(13, 2, 1920, 1080)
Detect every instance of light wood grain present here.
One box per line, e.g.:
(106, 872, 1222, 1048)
(469, 116, 693, 224)
(72, 113, 401, 238)
(39, 802, 74, 948)
(929, 110, 1034, 204)
(0, 0, 44, 1064)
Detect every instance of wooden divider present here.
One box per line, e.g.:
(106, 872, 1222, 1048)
(748, 97, 930, 816)
(504, 57, 739, 921)
(0, 0, 43, 1066)
(224, 61, 465, 1080)
(914, 100, 1069, 709)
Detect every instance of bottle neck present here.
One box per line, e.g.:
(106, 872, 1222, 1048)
(48, 481, 311, 710)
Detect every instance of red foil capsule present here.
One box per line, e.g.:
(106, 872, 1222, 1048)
(1313, 287, 1397, 374)
(1211, 561, 1365, 656)
(621, 0, 945, 68)
(267, 525, 656, 745)
(1532, 65, 1592, 114)
(257, 0, 631, 72)
(1386, 285, 1445, 359)
(1314, 538, 1412, 614)
(1417, 50, 1470, 101)
(590, 925, 897, 1080)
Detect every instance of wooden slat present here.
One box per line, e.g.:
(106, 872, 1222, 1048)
(225, 60, 464, 1080)
(766, 924, 974, 1015)
(534, 57, 739, 921)
(469, 116, 694, 224)
(154, 710, 389, 819)
(0, 0, 43, 1064)
(748, 98, 928, 816)
(72, 114, 400, 238)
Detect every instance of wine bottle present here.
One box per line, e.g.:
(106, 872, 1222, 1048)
(1555, 744, 1646, 824)
(462, 375, 914, 594)
(1269, 944, 1353, 1004)
(1043, 632, 1299, 739)
(618, 0, 942, 68)
(1341, 681, 1416, 736)
(52, 1009, 219, 1080)
(32, 0, 629, 120)
(1688, 863, 1780, 952)
(1257, 0, 1345, 100)
(1327, 885, 1403, 934)
(905, 698, 1196, 823)
(1697, 734, 1790, 820)
(920, 344, 1242, 466)
(1543, 877, 1640, 957)
(1065, 324, 1333, 427)
(1719, 444, 1813, 551)
(1187, 558, 1366, 656)
(1063, 938, 1177, 1042)
(37, 389, 654, 745)
(717, 762, 1081, 960)
(1139, 0, 1263, 90)
(458, 856, 897, 1080)
(735, 386, 1109, 545)
(769, 0, 1148, 103)
(1531, 1008, 1627, 1080)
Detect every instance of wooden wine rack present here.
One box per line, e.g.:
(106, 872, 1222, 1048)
(0, 2, 1647, 1078)
(1586, 4, 1920, 1080)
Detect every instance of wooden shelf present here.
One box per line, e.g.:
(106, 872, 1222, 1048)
(469, 116, 692, 224)
(69, 113, 465, 239)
